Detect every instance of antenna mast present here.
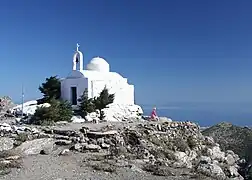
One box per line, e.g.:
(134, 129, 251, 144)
(21, 84, 24, 118)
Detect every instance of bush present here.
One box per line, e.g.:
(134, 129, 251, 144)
(30, 99, 73, 125)
(77, 86, 114, 120)
(15, 133, 29, 142)
(77, 88, 95, 118)
(174, 138, 188, 152)
(38, 76, 61, 104)
(187, 136, 198, 149)
(93, 87, 114, 120)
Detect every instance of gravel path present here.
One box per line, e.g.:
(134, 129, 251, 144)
(0, 152, 195, 180)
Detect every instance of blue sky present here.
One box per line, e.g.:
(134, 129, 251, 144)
(0, 0, 252, 105)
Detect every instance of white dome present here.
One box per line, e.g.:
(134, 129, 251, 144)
(86, 57, 110, 72)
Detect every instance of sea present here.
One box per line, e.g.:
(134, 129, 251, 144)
(141, 102, 252, 127)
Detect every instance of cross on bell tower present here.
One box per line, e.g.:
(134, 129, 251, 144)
(72, 43, 84, 71)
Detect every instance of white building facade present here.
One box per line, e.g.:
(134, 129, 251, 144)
(60, 44, 135, 105)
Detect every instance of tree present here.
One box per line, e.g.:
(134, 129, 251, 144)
(57, 99, 73, 122)
(93, 87, 114, 120)
(77, 88, 95, 118)
(38, 76, 61, 103)
(30, 98, 73, 125)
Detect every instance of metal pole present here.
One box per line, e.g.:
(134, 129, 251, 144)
(21, 84, 24, 118)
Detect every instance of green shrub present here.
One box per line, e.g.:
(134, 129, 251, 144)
(77, 86, 114, 120)
(38, 76, 61, 104)
(93, 87, 114, 120)
(76, 88, 95, 117)
(30, 99, 73, 125)
(174, 138, 188, 152)
(187, 136, 198, 149)
(15, 133, 29, 142)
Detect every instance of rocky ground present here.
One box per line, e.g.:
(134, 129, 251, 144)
(0, 117, 246, 180)
(202, 122, 252, 160)
(202, 122, 252, 179)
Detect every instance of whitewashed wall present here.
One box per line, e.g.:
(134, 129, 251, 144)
(61, 77, 88, 104)
(91, 79, 134, 105)
(61, 70, 135, 105)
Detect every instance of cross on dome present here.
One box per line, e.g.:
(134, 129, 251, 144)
(76, 43, 80, 51)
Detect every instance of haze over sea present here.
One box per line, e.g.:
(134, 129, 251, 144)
(141, 102, 252, 127)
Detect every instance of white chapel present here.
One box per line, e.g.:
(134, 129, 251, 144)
(60, 44, 135, 106)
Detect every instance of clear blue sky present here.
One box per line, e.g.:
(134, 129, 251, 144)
(0, 0, 252, 105)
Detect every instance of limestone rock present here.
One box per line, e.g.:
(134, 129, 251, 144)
(0, 137, 14, 151)
(99, 104, 143, 122)
(173, 151, 193, 168)
(199, 156, 211, 164)
(72, 143, 83, 151)
(197, 162, 226, 180)
(0, 96, 14, 113)
(11, 100, 50, 116)
(52, 129, 78, 137)
(83, 144, 101, 152)
(225, 154, 236, 165)
(15, 138, 55, 156)
(59, 148, 70, 156)
(0, 123, 12, 132)
(227, 165, 242, 178)
(101, 143, 110, 149)
(207, 146, 225, 162)
(71, 116, 85, 123)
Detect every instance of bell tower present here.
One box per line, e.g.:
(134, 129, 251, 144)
(72, 43, 83, 71)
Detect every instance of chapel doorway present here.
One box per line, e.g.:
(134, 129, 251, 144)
(71, 87, 77, 105)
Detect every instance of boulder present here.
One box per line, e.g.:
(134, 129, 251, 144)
(225, 154, 236, 165)
(197, 162, 226, 180)
(71, 116, 85, 123)
(0, 123, 12, 132)
(101, 104, 143, 122)
(0, 96, 15, 113)
(83, 144, 101, 152)
(173, 151, 193, 168)
(15, 138, 55, 156)
(227, 165, 242, 178)
(59, 149, 70, 156)
(207, 146, 225, 162)
(0, 137, 14, 151)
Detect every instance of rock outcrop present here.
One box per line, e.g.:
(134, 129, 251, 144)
(0, 120, 245, 179)
(202, 122, 252, 179)
(102, 104, 143, 121)
(0, 96, 15, 118)
(83, 104, 144, 122)
(11, 100, 50, 116)
(0, 96, 14, 112)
